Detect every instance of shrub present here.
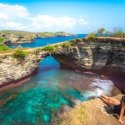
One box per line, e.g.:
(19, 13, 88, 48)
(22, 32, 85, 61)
(42, 45, 56, 52)
(87, 33, 96, 41)
(75, 38, 82, 42)
(34, 48, 43, 53)
(0, 45, 10, 51)
(62, 42, 71, 49)
(13, 49, 28, 59)
(0, 37, 4, 45)
(115, 31, 125, 38)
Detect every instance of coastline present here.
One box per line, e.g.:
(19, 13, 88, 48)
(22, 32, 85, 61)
(0, 68, 37, 93)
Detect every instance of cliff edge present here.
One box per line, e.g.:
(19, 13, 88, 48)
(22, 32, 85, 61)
(60, 94, 125, 125)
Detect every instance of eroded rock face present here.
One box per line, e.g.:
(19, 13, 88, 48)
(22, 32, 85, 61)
(0, 38, 125, 88)
(53, 40, 125, 72)
(0, 51, 48, 85)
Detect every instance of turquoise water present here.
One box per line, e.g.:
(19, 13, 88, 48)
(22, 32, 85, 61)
(10, 34, 86, 48)
(0, 56, 114, 125)
(0, 34, 114, 125)
(0, 56, 88, 125)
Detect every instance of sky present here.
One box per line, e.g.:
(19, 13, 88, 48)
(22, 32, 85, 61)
(0, 0, 125, 33)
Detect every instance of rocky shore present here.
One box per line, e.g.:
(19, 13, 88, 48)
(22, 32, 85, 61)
(0, 30, 73, 45)
(0, 37, 125, 125)
(0, 37, 125, 90)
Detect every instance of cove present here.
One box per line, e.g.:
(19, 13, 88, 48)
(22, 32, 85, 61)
(9, 34, 86, 48)
(0, 56, 114, 125)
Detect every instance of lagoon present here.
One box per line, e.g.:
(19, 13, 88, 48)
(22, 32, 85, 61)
(0, 56, 114, 125)
(0, 35, 114, 125)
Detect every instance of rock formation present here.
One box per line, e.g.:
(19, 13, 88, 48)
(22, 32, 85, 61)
(60, 94, 125, 125)
(0, 37, 125, 89)
(53, 38, 125, 72)
(0, 51, 48, 86)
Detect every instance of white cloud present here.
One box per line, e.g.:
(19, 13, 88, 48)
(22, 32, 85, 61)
(0, 3, 89, 32)
(29, 15, 77, 30)
(0, 3, 30, 20)
(0, 13, 9, 20)
(78, 18, 88, 25)
(3, 21, 27, 30)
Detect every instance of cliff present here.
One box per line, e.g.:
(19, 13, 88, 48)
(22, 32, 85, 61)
(60, 94, 125, 125)
(0, 37, 125, 88)
(53, 37, 125, 73)
(0, 37, 125, 125)
(0, 50, 48, 87)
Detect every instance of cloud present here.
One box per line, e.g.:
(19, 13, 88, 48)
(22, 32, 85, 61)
(3, 21, 28, 30)
(0, 3, 89, 32)
(78, 17, 89, 25)
(0, 3, 30, 20)
(29, 15, 77, 30)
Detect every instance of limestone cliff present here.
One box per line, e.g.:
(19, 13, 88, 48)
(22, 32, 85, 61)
(0, 51, 48, 86)
(0, 37, 125, 88)
(53, 37, 125, 72)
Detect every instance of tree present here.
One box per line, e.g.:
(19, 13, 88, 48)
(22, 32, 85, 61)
(97, 28, 105, 34)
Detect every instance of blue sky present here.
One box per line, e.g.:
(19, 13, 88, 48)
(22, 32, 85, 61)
(0, 0, 125, 33)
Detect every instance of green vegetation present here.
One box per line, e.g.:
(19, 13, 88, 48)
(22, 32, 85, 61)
(0, 45, 10, 51)
(97, 28, 106, 35)
(42, 45, 56, 52)
(62, 42, 71, 49)
(36, 31, 72, 38)
(75, 38, 82, 42)
(34, 48, 43, 53)
(0, 30, 72, 39)
(13, 49, 29, 59)
(87, 33, 96, 41)
(87, 27, 125, 38)
(0, 37, 4, 45)
(114, 31, 125, 38)
(0, 37, 10, 51)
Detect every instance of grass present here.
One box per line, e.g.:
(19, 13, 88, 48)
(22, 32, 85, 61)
(62, 42, 71, 49)
(0, 45, 10, 51)
(87, 33, 96, 41)
(0, 37, 4, 44)
(42, 45, 56, 53)
(13, 49, 29, 59)
(0, 37, 11, 52)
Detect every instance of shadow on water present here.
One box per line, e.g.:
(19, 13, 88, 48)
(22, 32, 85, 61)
(0, 56, 115, 125)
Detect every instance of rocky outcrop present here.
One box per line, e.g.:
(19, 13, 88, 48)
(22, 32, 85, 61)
(0, 37, 125, 89)
(60, 94, 125, 125)
(0, 51, 48, 86)
(53, 38, 125, 72)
